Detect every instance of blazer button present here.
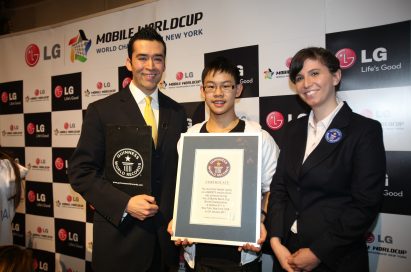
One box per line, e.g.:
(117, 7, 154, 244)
(295, 212, 299, 216)
(296, 187, 300, 191)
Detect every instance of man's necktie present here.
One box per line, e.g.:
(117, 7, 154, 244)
(144, 96, 158, 147)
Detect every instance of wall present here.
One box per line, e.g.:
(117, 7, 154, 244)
(0, 0, 410, 271)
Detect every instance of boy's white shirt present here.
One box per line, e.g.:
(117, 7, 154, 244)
(179, 119, 279, 268)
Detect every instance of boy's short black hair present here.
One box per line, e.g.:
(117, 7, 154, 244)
(127, 26, 166, 58)
(202, 57, 241, 84)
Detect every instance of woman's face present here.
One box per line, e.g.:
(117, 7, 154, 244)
(294, 58, 341, 110)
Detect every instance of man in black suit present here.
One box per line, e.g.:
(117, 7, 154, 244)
(68, 27, 187, 272)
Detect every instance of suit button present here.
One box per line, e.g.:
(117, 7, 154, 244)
(155, 179, 161, 184)
(296, 187, 300, 191)
(295, 212, 299, 216)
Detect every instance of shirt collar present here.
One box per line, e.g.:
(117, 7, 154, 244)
(129, 81, 159, 105)
(308, 100, 344, 130)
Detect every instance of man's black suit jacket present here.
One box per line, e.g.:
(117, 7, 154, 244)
(268, 102, 386, 271)
(68, 87, 187, 272)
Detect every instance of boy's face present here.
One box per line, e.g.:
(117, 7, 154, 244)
(201, 71, 243, 116)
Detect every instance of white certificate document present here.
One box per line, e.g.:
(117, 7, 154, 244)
(189, 149, 244, 227)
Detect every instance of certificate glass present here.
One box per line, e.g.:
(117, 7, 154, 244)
(172, 133, 262, 247)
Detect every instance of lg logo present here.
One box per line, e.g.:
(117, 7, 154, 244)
(335, 47, 388, 69)
(1, 92, 17, 103)
(54, 85, 74, 98)
(25, 43, 61, 67)
(58, 228, 79, 242)
(26, 122, 45, 135)
(266, 111, 307, 131)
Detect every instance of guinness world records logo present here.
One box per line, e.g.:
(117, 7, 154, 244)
(207, 157, 230, 178)
(112, 148, 143, 179)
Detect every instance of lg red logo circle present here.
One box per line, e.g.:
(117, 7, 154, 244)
(67, 195, 72, 202)
(27, 190, 36, 202)
(335, 48, 357, 69)
(64, 122, 69, 130)
(1, 92, 8, 103)
(26, 123, 35, 135)
(58, 228, 68, 241)
(34, 89, 40, 96)
(25, 44, 40, 67)
(54, 85, 63, 98)
(266, 111, 285, 130)
(96, 81, 103, 90)
(55, 157, 64, 170)
(285, 57, 292, 68)
(122, 77, 131, 88)
(176, 72, 183, 81)
(366, 232, 375, 243)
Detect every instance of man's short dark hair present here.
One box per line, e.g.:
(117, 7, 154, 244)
(202, 57, 241, 84)
(127, 27, 166, 58)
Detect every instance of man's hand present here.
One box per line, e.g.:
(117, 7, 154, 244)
(126, 194, 158, 220)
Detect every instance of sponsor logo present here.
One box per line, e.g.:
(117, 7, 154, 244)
(55, 194, 83, 210)
(68, 30, 92, 63)
(168, 71, 201, 89)
(1, 91, 8, 103)
(384, 173, 404, 198)
(25, 88, 49, 103)
(95, 12, 204, 55)
(58, 228, 68, 241)
(24, 43, 61, 67)
(335, 48, 357, 69)
(54, 121, 81, 136)
(2, 124, 23, 137)
(27, 228, 53, 242)
(54, 86, 64, 98)
(27, 190, 36, 203)
(266, 111, 285, 130)
(84, 81, 116, 97)
(264, 68, 274, 79)
(55, 157, 65, 170)
(122, 77, 132, 88)
(158, 80, 167, 90)
(25, 44, 40, 67)
(367, 232, 407, 259)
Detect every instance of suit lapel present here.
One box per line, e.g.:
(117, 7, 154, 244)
(300, 103, 352, 177)
(157, 91, 171, 149)
(119, 87, 145, 124)
(287, 118, 308, 183)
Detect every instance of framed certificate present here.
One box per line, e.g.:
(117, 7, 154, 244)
(172, 132, 262, 247)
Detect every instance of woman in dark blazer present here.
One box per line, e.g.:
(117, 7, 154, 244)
(267, 47, 386, 272)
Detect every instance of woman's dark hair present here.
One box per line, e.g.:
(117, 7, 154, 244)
(0, 150, 22, 209)
(289, 47, 341, 89)
(0, 245, 33, 272)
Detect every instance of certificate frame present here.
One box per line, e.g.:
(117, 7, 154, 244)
(172, 132, 262, 247)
